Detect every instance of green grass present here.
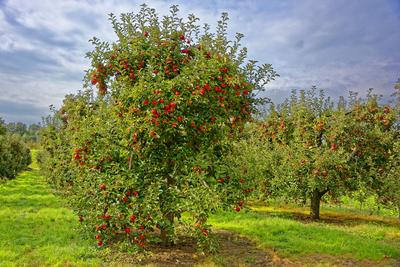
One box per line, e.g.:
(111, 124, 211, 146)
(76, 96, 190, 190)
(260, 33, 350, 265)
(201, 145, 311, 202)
(338, 195, 398, 217)
(0, 151, 102, 266)
(210, 206, 400, 263)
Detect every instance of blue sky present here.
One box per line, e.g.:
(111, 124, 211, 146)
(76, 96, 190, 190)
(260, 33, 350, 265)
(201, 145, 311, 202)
(0, 0, 399, 124)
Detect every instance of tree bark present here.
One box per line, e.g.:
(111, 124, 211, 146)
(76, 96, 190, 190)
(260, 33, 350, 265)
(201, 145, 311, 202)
(160, 211, 174, 246)
(160, 162, 175, 246)
(397, 205, 400, 220)
(310, 189, 329, 220)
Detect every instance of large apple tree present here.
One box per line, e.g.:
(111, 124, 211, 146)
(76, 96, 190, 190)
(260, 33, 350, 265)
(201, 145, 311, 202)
(39, 4, 277, 249)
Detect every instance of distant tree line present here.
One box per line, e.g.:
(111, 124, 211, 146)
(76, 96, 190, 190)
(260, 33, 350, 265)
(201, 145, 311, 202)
(4, 121, 42, 144)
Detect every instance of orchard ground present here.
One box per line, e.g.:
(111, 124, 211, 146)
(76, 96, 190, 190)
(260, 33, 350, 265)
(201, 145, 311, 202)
(0, 151, 399, 266)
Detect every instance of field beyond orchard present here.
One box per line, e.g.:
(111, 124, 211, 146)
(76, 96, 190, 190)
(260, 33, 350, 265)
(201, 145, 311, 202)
(0, 152, 399, 266)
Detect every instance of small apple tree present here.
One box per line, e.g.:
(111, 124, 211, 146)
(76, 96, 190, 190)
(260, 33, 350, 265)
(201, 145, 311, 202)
(39, 4, 277, 249)
(256, 88, 397, 219)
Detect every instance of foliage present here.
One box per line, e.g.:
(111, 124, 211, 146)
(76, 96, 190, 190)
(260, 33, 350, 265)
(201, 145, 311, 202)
(39, 4, 277, 250)
(0, 118, 6, 136)
(0, 133, 31, 180)
(220, 122, 276, 201)
(375, 133, 400, 216)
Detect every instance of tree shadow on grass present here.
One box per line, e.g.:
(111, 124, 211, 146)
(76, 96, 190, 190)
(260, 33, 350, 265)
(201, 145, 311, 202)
(253, 206, 400, 228)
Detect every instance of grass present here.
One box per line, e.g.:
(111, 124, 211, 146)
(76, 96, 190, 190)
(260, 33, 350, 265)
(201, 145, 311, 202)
(338, 195, 398, 217)
(210, 205, 400, 264)
(0, 151, 102, 266)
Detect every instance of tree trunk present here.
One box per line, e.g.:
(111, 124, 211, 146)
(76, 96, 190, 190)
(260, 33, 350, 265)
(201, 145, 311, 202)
(397, 205, 400, 220)
(160, 212, 174, 246)
(310, 189, 329, 220)
(160, 164, 175, 246)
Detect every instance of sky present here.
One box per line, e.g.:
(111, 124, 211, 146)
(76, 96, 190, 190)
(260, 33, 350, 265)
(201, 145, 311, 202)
(0, 0, 399, 124)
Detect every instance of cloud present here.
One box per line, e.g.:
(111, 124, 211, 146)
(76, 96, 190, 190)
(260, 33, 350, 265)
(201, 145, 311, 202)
(0, 99, 49, 124)
(0, 0, 399, 124)
(238, 0, 400, 98)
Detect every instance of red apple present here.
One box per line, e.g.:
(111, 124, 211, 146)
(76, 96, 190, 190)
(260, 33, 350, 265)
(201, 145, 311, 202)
(201, 229, 208, 237)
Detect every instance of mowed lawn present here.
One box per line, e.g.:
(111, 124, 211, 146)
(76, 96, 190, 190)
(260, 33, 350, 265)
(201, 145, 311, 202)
(210, 206, 400, 266)
(0, 155, 102, 266)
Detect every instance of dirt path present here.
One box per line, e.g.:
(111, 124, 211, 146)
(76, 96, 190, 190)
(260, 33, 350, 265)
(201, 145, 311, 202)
(105, 230, 273, 266)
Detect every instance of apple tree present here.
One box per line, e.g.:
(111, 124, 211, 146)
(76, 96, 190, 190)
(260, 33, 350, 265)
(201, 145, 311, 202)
(255, 88, 397, 219)
(39, 4, 277, 249)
